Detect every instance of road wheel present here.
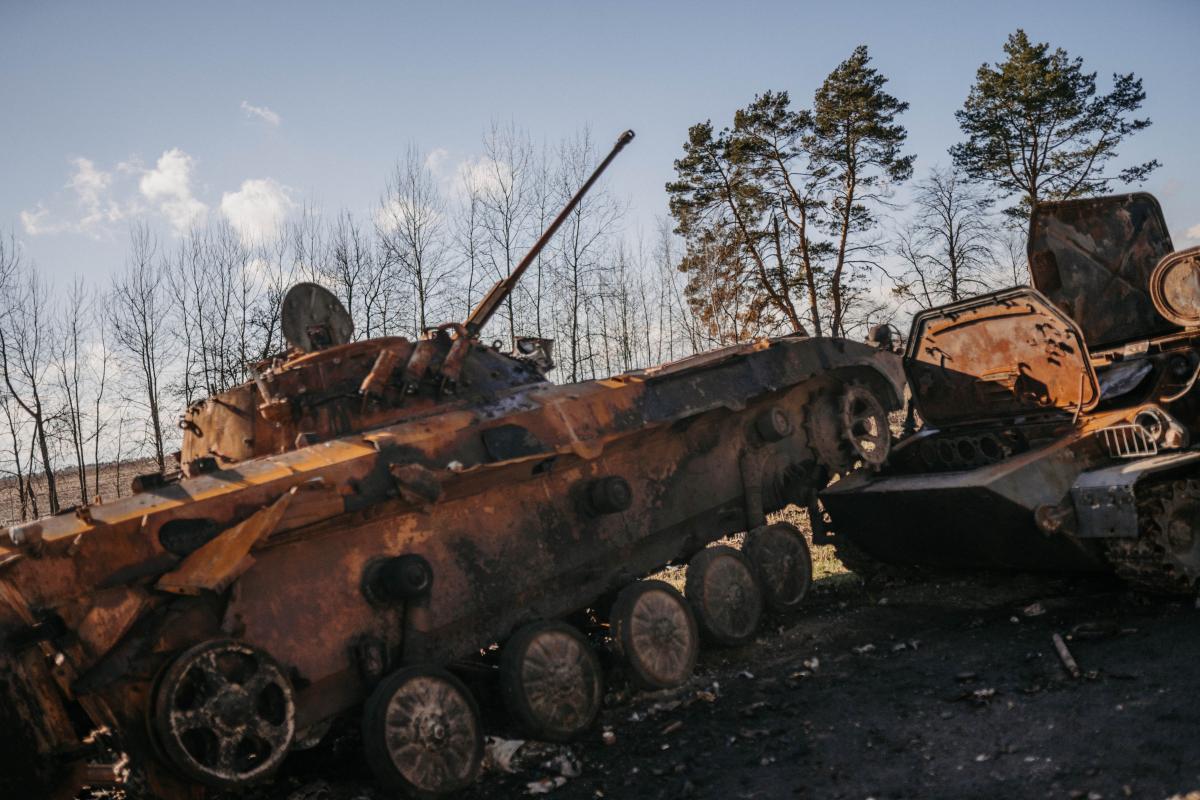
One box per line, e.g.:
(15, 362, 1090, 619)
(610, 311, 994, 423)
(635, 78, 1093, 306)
(152, 639, 296, 789)
(685, 546, 764, 645)
(744, 522, 813, 611)
(500, 621, 603, 741)
(610, 580, 699, 690)
(808, 381, 892, 472)
(362, 666, 483, 799)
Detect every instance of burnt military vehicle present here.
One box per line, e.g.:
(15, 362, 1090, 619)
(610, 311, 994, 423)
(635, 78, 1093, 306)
(0, 131, 905, 799)
(822, 193, 1200, 595)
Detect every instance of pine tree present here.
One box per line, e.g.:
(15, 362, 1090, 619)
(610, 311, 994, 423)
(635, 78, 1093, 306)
(951, 29, 1159, 219)
(666, 46, 912, 341)
(811, 45, 914, 336)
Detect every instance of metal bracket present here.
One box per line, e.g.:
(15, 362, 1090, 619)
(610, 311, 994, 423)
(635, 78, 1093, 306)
(1070, 450, 1200, 538)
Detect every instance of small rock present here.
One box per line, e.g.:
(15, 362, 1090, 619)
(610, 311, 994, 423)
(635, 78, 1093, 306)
(527, 776, 568, 794)
(601, 730, 617, 746)
(1022, 602, 1046, 617)
(852, 643, 876, 655)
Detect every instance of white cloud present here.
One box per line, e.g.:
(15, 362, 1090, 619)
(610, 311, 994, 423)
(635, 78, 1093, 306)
(1186, 223, 1200, 243)
(454, 155, 510, 198)
(69, 157, 126, 229)
(220, 178, 294, 244)
(19, 158, 128, 237)
(67, 158, 111, 209)
(424, 147, 450, 174)
(140, 148, 207, 233)
(19, 205, 60, 235)
(241, 100, 281, 126)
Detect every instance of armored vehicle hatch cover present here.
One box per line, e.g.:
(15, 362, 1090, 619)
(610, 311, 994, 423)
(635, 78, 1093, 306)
(1028, 193, 1178, 350)
(906, 287, 1100, 428)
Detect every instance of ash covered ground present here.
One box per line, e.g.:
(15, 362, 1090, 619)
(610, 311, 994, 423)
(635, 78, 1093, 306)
(219, 561, 1200, 800)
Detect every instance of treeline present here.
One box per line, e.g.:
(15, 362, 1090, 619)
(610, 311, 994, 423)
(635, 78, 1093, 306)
(0, 126, 703, 522)
(0, 30, 1158, 523)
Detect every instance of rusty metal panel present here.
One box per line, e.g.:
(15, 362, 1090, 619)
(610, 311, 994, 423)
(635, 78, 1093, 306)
(1149, 246, 1200, 328)
(905, 287, 1100, 428)
(1028, 193, 1178, 349)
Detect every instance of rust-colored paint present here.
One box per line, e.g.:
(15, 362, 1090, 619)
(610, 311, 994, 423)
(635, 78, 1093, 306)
(0, 327, 904, 798)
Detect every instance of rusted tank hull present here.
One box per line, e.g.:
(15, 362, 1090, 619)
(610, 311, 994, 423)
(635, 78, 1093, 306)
(825, 194, 1200, 596)
(0, 335, 903, 797)
(821, 434, 1109, 572)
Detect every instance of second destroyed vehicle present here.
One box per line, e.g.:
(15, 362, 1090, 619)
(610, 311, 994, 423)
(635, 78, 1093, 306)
(0, 131, 905, 799)
(822, 192, 1200, 595)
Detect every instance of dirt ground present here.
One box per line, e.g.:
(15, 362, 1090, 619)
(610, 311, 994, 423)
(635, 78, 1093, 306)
(223, 558, 1200, 800)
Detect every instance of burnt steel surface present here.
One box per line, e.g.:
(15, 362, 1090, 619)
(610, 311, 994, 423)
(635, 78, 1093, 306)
(1028, 193, 1178, 350)
(0, 331, 903, 797)
(906, 287, 1099, 428)
(0, 129, 905, 798)
(1150, 246, 1200, 328)
(824, 192, 1200, 594)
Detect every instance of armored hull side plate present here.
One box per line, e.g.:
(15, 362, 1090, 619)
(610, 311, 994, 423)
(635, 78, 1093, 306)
(1071, 450, 1200, 538)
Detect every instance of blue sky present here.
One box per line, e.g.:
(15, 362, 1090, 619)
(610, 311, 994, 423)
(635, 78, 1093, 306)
(3, 0, 1198, 283)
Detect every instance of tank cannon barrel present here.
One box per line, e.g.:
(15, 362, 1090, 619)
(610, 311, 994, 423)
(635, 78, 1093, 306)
(464, 129, 635, 338)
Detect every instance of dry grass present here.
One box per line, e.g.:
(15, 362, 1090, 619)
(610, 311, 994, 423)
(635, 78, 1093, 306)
(651, 503, 854, 594)
(0, 456, 159, 526)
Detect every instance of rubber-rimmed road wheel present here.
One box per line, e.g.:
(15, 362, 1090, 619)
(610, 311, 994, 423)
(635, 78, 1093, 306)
(500, 621, 603, 742)
(152, 639, 296, 789)
(362, 666, 483, 799)
(684, 546, 764, 646)
(744, 522, 813, 611)
(610, 580, 699, 690)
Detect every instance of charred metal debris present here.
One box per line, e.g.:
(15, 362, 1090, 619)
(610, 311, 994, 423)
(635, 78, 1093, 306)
(0, 130, 906, 798)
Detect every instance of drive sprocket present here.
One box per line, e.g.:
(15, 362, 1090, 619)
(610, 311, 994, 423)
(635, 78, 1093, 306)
(807, 381, 892, 473)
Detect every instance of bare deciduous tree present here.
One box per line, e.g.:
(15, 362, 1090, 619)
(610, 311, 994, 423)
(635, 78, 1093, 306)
(479, 122, 534, 348)
(378, 147, 454, 335)
(0, 235, 60, 513)
(551, 130, 623, 381)
(110, 223, 171, 472)
(888, 167, 999, 309)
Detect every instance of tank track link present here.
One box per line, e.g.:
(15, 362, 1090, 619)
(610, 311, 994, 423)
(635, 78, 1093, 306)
(1102, 479, 1199, 596)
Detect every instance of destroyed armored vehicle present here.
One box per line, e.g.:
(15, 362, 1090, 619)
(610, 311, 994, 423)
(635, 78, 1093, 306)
(822, 192, 1200, 595)
(0, 131, 905, 799)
